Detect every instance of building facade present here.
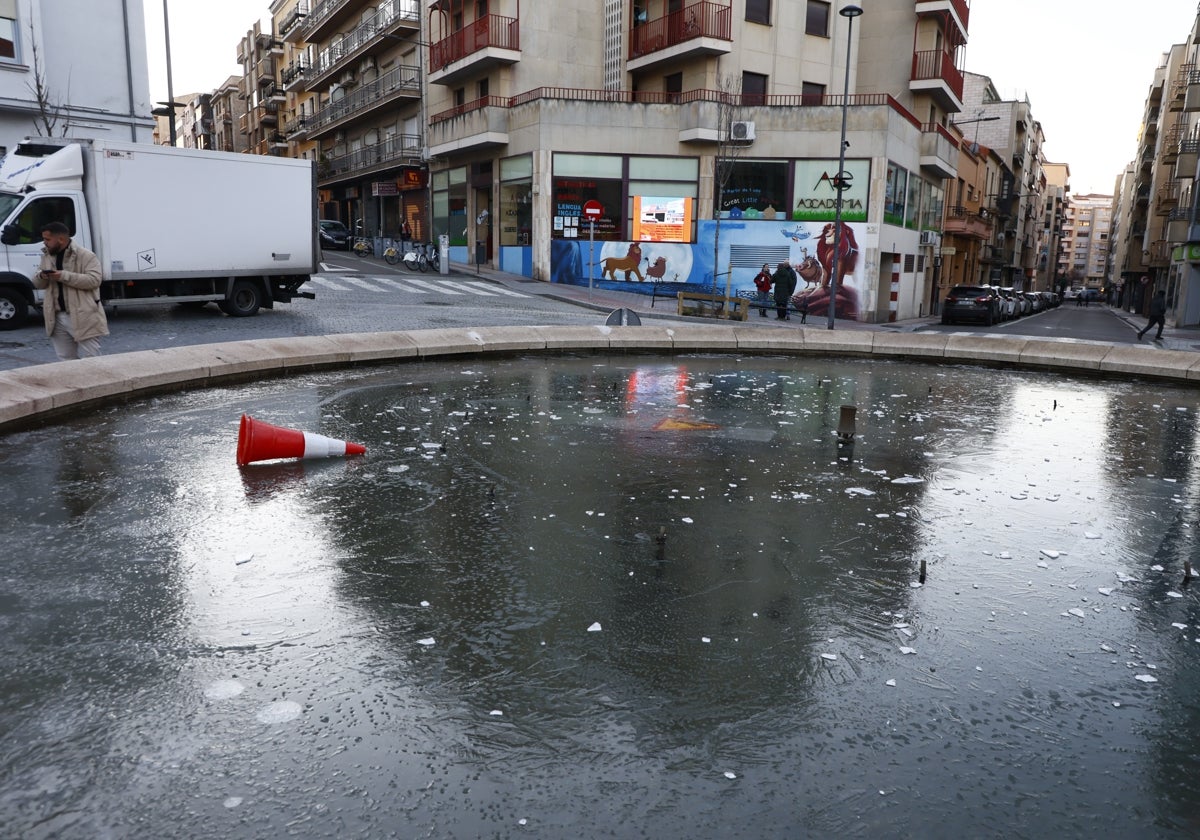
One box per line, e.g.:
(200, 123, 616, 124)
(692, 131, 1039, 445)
(1059, 193, 1112, 291)
(415, 0, 969, 323)
(1039, 161, 1068, 293)
(0, 0, 153, 153)
(281, 0, 426, 240)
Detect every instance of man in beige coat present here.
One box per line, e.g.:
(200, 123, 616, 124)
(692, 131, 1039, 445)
(33, 221, 107, 360)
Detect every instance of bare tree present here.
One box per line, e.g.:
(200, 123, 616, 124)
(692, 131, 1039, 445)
(711, 74, 748, 300)
(26, 25, 70, 136)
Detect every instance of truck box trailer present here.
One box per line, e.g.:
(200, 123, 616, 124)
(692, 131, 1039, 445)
(0, 137, 317, 330)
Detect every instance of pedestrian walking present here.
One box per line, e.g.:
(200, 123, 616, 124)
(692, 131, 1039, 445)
(33, 221, 107, 360)
(772, 261, 797, 321)
(1137, 289, 1167, 341)
(753, 263, 773, 318)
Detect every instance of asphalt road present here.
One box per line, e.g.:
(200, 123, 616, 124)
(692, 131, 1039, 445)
(916, 301, 1145, 344)
(0, 253, 602, 372)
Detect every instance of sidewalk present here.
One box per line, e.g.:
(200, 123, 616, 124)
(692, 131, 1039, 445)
(444, 260, 936, 332)
(445, 260, 1200, 350)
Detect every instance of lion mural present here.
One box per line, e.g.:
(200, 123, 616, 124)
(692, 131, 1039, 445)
(602, 243, 644, 281)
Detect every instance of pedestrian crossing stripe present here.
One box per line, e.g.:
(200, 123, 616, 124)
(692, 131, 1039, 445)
(306, 275, 530, 298)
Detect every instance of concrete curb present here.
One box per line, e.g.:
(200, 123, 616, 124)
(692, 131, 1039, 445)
(2, 325, 1199, 432)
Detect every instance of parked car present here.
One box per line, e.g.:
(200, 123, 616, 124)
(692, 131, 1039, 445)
(942, 285, 1000, 326)
(318, 219, 350, 250)
(994, 287, 1019, 320)
(1023, 291, 1043, 313)
(1005, 287, 1030, 317)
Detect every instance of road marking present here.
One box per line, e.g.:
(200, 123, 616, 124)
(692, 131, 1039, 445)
(318, 262, 354, 272)
(342, 276, 381, 292)
(442, 280, 502, 296)
(308, 276, 351, 291)
(400, 276, 464, 295)
(482, 285, 532, 298)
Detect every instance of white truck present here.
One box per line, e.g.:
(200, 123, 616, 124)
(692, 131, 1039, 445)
(0, 137, 317, 330)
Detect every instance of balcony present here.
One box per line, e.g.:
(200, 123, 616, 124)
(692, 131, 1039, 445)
(1168, 64, 1194, 112)
(279, 1, 309, 43)
(255, 57, 277, 85)
(1186, 69, 1200, 111)
(1149, 240, 1172, 266)
(943, 205, 992, 240)
(626, 1, 733, 73)
(429, 14, 520, 86)
(306, 0, 421, 91)
(1167, 207, 1191, 242)
(258, 101, 280, 126)
(427, 96, 510, 156)
(238, 113, 251, 136)
(914, 0, 969, 41)
(918, 123, 957, 179)
(910, 48, 964, 111)
(1176, 132, 1200, 178)
(1155, 179, 1181, 213)
(281, 58, 310, 92)
(300, 63, 420, 140)
(319, 132, 423, 185)
(1163, 122, 1185, 162)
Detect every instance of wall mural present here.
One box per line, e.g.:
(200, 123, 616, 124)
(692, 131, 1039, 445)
(550, 219, 865, 321)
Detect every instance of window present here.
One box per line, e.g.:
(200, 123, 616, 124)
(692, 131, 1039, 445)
(742, 71, 768, 106)
(745, 0, 771, 24)
(801, 81, 825, 106)
(806, 1, 831, 37)
(664, 72, 682, 103)
(477, 77, 489, 99)
(454, 87, 465, 107)
(0, 0, 15, 60)
(717, 160, 787, 219)
(13, 197, 77, 244)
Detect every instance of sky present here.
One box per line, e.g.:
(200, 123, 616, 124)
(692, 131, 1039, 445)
(142, 1, 1200, 196)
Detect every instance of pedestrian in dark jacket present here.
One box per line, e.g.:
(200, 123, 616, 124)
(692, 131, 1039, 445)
(753, 263, 773, 318)
(1138, 289, 1168, 340)
(772, 262, 797, 320)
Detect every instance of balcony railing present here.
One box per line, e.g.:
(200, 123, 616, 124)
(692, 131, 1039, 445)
(311, 0, 420, 82)
(281, 58, 310, 90)
(911, 48, 964, 102)
(302, 64, 420, 137)
(943, 205, 992, 240)
(629, 1, 732, 60)
(320, 132, 422, 182)
(429, 94, 509, 124)
(297, 0, 354, 40)
(430, 13, 519, 71)
(279, 1, 309, 38)
(916, 0, 970, 30)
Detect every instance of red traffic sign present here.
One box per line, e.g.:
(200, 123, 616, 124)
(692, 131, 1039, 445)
(582, 199, 603, 219)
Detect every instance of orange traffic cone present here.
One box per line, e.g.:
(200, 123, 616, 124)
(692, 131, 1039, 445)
(237, 414, 366, 466)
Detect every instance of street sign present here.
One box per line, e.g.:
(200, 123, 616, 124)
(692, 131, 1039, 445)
(583, 199, 603, 219)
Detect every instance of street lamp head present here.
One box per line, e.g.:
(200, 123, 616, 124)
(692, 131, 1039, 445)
(841, 4, 864, 17)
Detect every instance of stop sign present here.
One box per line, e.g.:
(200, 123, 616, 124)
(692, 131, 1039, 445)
(583, 199, 603, 219)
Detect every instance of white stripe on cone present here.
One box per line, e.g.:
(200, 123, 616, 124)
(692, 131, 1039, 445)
(302, 431, 349, 458)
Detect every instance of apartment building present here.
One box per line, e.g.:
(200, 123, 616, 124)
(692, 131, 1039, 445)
(1059, 193, 1112, 291)
(0, 0, 153, 152)
(1039, 161, 1068, 293)
(940, 139, 1000, 290)
(211, 75, 249, 154)
(959, 72, 1047, 291)
(237, 21, 289, 158)
(409, 0, 969, 323)
(281, 0, 425, 240)
(1111, 11, 1200, 327)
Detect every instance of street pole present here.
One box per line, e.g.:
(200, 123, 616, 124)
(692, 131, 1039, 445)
(163, 0, 177, 146)
(827, 4, 862, 330)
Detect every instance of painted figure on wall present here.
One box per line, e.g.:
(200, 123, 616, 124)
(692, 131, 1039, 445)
(803, 222, 860, 320)
(602, 242, 645, 281)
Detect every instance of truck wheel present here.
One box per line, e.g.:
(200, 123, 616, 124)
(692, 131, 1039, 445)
(220, 280, 262, 317)
(0, 287, 29, 330)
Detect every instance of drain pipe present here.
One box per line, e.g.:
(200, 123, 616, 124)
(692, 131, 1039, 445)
(120, 0, 137, 140)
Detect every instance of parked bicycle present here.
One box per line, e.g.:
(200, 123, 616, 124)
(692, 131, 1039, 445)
(382, 241, 401, 265)
(352, 236, 373, 258)
(402, 241, 431, 272)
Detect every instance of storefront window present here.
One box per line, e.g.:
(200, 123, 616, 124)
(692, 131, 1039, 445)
(432, 166, 468, 246)
(792, 159, 869, 222)
(921, 180, 944, 231)
(718, 160, 787, 220)
(884, 162, 907, 227)
(905, 171, 922, 230)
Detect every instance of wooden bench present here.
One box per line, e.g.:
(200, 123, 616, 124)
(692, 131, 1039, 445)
(735, 289, 810, 319)
(676, 291, 749, 321)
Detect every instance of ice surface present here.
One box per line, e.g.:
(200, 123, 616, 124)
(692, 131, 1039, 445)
(890, 476, 924, 485)
(203, 680, 245, 701)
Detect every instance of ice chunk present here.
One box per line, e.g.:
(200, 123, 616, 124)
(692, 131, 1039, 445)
(702, 637, 712, 644)
(234, 553, 254, 566)
(681, 517, 694, 524)
(890, 476, 924, 485)
(489, 710, 504, 716)
(723, 771, 737, 780)
(1040, 549, 1061, 559)
(1167, 591, 1184, 599)
(885, 679, 897, 687)
(223, 797, 243, 809)
(1067, 608, 1086, 618)
(587, 622, 602, 632)
(255, 700, 302, 724)
(1151, 565, 1165, 572)
(1084, 532, 1101, 539)
(820, 653, 838, 661)
(846, 487, 876, 496)
(1098, 588, 1113, 597)
(417, 637, 436, 646)
(420, 600, 431, 607)
(1037, 561, 1049, 569)
(204, 680, 245, 701)
(387, 465, 410, 473)
(1171, 623, 1188, 630)
(899, 646, 916, 655)
(1100, 644, 1116, 653)
(1134, 674, 1159, 683)
(997, 552, 1012, 559)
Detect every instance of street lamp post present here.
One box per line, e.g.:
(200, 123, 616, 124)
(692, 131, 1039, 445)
(827, 4, 862, 330)
(162, 0, 177, 145)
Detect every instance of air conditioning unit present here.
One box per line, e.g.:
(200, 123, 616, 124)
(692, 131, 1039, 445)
(339, 69, 357, 87)
(360, 56, 376, 73)
(729, 120, 755, 142)
(919, 230, 942, 248)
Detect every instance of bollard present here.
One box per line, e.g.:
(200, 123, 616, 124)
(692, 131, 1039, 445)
(919, 559, 927, 584)
(837, 405, 856, 444)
